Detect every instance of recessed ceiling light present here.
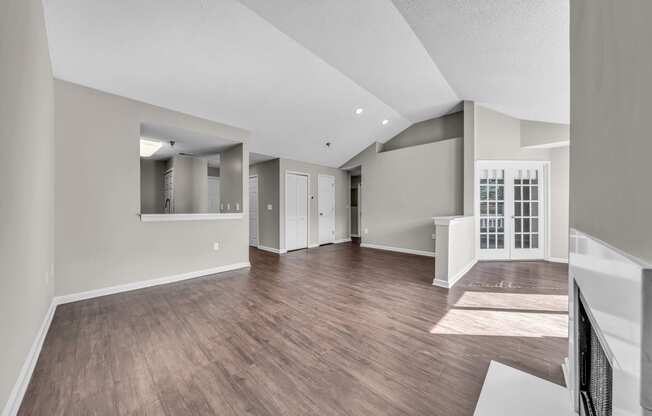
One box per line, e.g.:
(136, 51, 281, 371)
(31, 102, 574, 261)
(382, 119, 389, 125)
(355, 108, 364, 115)
(140, 138, 163, 157)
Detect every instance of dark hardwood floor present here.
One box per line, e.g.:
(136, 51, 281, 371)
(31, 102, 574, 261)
(19, 243, 568, 416)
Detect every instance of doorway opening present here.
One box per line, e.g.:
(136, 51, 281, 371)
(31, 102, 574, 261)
(248, 175, 258, 247)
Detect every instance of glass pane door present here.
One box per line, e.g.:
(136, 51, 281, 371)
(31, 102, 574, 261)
(477, 162, 545, 260)
(478, 168, 508, 259)
(511, 166, 544, 259)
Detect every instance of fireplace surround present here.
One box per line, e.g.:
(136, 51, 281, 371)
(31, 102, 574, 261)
(568, 228, 651, 416)
(577, 294, 613, 416)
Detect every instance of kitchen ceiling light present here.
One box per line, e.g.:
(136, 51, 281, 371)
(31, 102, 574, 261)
(140, 138, 163, 157)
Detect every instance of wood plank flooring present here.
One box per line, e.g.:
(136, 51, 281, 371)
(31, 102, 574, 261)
(19, 243, 569, 416)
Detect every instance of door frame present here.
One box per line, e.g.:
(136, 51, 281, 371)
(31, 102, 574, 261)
(475, 160, 551, 261)
(318, 174, 336, 245)
(284, 170, 311, 251)
(248, 174, 259, 247)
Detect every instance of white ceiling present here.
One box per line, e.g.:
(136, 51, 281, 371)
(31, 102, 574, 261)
(392, 0, 570, 124)
(43, 0, 569, 167)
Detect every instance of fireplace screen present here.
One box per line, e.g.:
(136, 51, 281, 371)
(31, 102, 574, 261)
(578, 298, 613, 416)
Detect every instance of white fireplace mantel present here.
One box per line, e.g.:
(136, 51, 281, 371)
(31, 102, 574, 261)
(568, 228, 651, 416)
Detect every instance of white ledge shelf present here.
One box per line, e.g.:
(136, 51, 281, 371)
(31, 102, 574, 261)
(140, 213, 244, 222)
(433, 215, 473, 226)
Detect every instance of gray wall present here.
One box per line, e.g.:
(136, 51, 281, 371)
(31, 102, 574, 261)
(220, 144, 244, 213)
(344, 138, 464, 254)
(381, 111, 463, 152)
(139, 159, 165, 214)
(249, 159, 280, 249)
(571, 0, 652, 263)
(54, 80, 250, 296)
(168, 155, 209, 214)
(0, 0, 55, 411)
(279, 159, 350, 250)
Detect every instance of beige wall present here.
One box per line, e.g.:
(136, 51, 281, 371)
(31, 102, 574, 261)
(54, 80, 250, 296)
(249, 159, 280, 249)
(0, 0, 55, 411)
(571, 0, 652, 263)
(550, 147, 569, 259)
(343, 138, 464, 254)
(279, 159, 350, 250)
(473, 103, 570, 260)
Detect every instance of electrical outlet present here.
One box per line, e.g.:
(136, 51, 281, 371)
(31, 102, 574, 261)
(267, 204, 272, 211)
(432, 233, 436, 240)
(213, 242, 220, 251)
(364, 228, 369, 234)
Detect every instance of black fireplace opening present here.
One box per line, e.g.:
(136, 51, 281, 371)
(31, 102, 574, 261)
(578, 296, 613, 416)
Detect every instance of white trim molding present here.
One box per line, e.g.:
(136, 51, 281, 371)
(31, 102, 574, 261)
(360, 243, 435, 258)
(2, 301, 56, 416)
(433, 259, 477, 289)
(140, 213, 244, 222)
(333, 238, 351, 244)
(54, 262, 251, 305)
(257, 245, 286, 254)
(546, 256, 568, 264)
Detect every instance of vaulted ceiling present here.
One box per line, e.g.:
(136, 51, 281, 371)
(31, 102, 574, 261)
(43, 0, 568, 167)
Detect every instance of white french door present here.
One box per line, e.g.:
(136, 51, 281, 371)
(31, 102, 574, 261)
(477, 161, 546, 260)
(318, 174, 335, 245)
(285, 172, 309, 251)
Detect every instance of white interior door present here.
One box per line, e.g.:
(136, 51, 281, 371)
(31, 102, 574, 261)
(248, 176, 258, 246)
(286, 172, 308, 251)
(207, 177, 220, 213)
(477, 162, 545, 260)
(318, 174, 335, 244)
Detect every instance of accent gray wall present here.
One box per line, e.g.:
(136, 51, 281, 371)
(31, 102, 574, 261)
(220, 144, 244, 213)
(0, 0, 55, 411)
(139, 159, 165, 214)
(54, 80, 250, 296)
(381, 111, 463, 152)
(571, 0, 652, 263)
(520, 120, 570, 148)
(249, 159, 280, 249)
(279, 159, 350, 250)
(343, 138, 464, 254)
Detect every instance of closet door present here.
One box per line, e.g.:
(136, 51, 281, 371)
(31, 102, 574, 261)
(286, 173, 308, 251)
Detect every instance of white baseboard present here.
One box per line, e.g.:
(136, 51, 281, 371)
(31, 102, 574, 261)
(257, 245, 284, 254)
(308, 243, 320, 248)
(2, 300, 57, 416)
(54, 262, 251, 305)
(350, 234, 360, 237)
(433, 258, 478, 289)
(334, 238, 351, 244)
(360, 243, 435, 258)
(547, 256, 568, 264)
